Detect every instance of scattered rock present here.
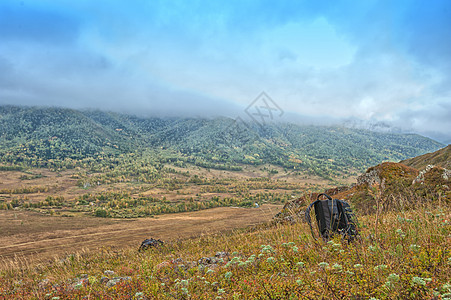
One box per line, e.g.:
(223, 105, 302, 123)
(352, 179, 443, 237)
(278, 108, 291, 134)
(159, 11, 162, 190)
(198, 257, 219, 265)
(412, 164, 435, 184)
(215, 252, 229, 258)
(273, 197, 306, 224)
(106, 276, 131, 288)
(176, 261, 197, 271)
(173, 258, 183, 264)
(412, 165, 450, 185)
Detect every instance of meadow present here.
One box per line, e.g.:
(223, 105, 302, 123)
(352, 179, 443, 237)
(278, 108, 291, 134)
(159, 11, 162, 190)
(0, 201, 449, 299)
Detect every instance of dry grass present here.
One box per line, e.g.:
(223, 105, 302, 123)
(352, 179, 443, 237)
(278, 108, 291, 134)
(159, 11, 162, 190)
(0, 201, 449, 299)
(0, 205, 282, 265)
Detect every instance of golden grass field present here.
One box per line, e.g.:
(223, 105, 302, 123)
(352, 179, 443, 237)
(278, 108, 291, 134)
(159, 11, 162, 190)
(0, 167, 291, 267)
(0, 205, 282, 266)
(0, 163, 358, 268)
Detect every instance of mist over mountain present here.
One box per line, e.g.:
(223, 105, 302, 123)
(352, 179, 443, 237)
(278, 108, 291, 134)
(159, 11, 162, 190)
(1, 1, 451, 143)
(0, 105, 443, 179)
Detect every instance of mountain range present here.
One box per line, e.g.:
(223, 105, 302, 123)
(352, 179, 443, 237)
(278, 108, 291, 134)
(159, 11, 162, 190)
(0, 105, 444, 179)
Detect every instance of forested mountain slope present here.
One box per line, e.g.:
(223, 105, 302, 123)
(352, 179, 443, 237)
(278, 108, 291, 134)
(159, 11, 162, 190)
(0, 105, 444, 178)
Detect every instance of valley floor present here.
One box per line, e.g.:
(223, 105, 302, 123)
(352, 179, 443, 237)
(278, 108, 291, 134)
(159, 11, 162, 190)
(0, 204, 282, 264)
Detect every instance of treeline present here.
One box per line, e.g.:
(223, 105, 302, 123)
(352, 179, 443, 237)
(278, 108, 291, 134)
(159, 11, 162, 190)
(0, 186, 49, 194)
(0, 196, 64, 210)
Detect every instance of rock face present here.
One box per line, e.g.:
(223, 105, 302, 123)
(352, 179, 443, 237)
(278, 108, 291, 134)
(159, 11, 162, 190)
(412, 165, 435, 185)
(412, 164, 450, 187)
(357, 169, 381, 186)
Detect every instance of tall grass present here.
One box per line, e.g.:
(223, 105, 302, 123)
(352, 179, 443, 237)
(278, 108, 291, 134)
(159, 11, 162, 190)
(0, 200, 449, 299)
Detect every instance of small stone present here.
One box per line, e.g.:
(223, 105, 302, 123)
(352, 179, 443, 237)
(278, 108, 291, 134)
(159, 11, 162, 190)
(155, 261, 170, 270)
(106, 276, 131, 288)
(106, 279, 119, 288)
(357, 169, 381, 186)
(38, 278, 50, 288)
(72, 280, 84, 289)
(198, 257, 218, 265)
(215, 252, 229, 258)
(173, 258, 183, 264)
(104, 270, 115, 276)
(100, 277, 109, 284)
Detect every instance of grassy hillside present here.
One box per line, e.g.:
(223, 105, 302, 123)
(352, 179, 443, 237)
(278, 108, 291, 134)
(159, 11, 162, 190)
(276, 145, 450, 222)
(1, 204, 449, 299)
(401, 145, 451, 170)
(0, 105, 444, 179)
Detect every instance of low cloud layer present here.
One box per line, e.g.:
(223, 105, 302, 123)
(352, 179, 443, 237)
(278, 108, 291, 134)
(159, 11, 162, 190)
(0, 0, 450, 143)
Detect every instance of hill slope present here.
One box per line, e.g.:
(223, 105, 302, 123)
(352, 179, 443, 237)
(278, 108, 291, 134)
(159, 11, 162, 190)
(401, 144, 450, 170)
(0, 105, 444, 178)
(275, 144, 450, 222)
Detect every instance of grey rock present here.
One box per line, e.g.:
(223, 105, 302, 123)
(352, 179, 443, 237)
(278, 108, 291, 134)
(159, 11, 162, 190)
(106, 276, 131, 288)
(173, 258, 183, 264)
(412, 165, 435, 185)
(198, 257, 219, 265)
(215, 252, 229, 258)
(38, 278, 49, 288)
(104, 270, 115, 276)
(357, 169, 381, 186)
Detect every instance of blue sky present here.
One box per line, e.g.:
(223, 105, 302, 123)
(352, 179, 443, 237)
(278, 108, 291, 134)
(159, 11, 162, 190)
(0, 0, 450, 142)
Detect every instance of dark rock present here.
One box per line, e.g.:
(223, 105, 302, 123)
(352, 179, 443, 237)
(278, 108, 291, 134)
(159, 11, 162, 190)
(139, 238, 164, 251)
(100, 277, 110, 284)
(198, 257, 219, 265)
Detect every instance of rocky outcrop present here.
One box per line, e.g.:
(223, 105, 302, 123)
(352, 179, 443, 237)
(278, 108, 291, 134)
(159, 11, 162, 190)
(357, 169, 381, 186)
(412, 165, 435, 185)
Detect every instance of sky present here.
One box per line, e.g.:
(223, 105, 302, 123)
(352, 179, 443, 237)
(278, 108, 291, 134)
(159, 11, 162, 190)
(0, 0, 450, 143)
